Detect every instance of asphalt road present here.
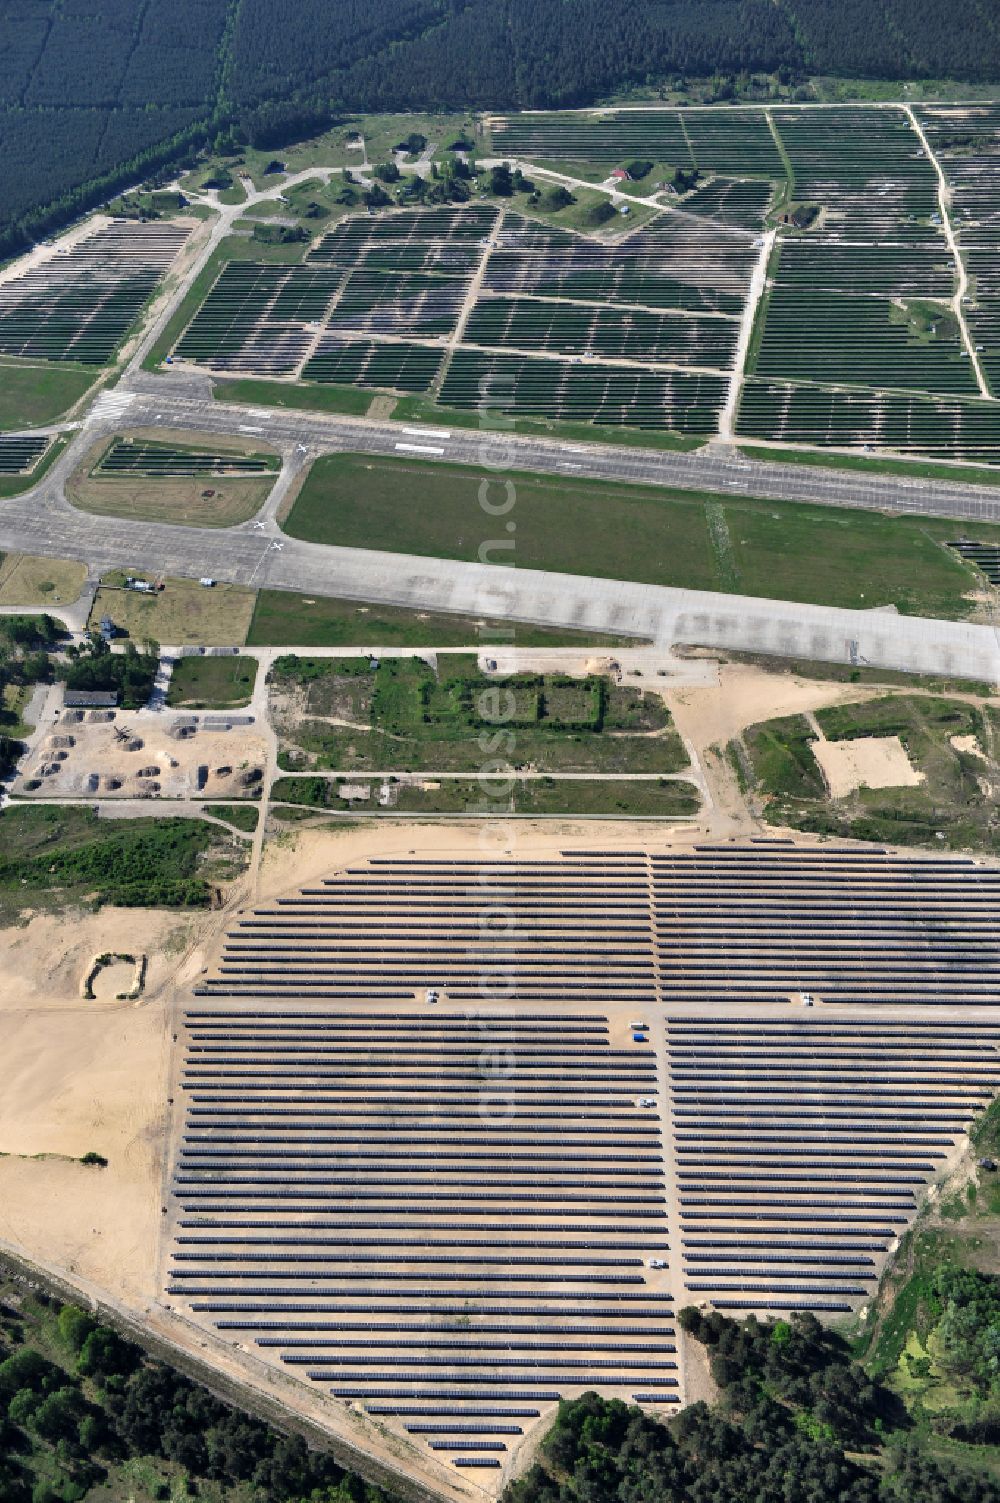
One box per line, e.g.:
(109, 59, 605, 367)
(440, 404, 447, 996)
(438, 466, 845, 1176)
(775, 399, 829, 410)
(2, 380, 999, 683)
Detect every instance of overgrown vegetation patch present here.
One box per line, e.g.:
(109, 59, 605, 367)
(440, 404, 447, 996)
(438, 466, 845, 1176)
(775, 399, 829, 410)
(739, 693, 1000, 853)
(0, 808, 245, 918)
(269, 654, 688, 775)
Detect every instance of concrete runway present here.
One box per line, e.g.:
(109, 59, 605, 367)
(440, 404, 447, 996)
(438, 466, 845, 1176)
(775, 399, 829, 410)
(3, 382, 999, 684)
(81, 383, 1000, 526)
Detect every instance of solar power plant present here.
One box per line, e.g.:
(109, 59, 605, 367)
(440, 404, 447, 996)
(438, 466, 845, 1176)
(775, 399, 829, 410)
(964, 239, 1000, 394)
(751, 242, 976, 397)
(194, 855, 659, 1003)
(165, 105, 1000, 453)
(484, 214, 758, 315)
(916, 106, 1000, 231)
(489, 108, 785, 177)
(95, 440, 273, 476)
(680, 178, 773, 230)
(769, 108, 939, 237)
(168, 1006, 677, 1472)
(307, 205, 500, 273)
(667, 1018, 1000, 1313)
(428, 348, 725, 429)
(737, 381, 1000, 460)
(164, 843, 1000, 1483)
(302, 338, 445, 390)
(173, 207, 495, 382)
(463, 297, 739, 369)
(0, 222, 189, 364)
(189, 847, 1000, 1007)
(948, 539, 1000, 584)
(171, 204, 751, 428)
(173, 262, 344, 374)
(0, 435, 49, 474)
(651, 845, 1000, 1005)
(327, 270, 471, 336)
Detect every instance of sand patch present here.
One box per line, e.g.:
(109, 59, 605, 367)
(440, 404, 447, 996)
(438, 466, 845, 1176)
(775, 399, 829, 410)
(812, 735, 924, 798)
(0, 1002, 167, 1303)
(951, 734, 986, 758)
(0, 907, 201, 1010)
(89, 961, 138, 1001)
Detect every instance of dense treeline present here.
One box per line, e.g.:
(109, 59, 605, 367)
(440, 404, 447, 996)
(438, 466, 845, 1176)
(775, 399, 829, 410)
(3, 0, 1000, 253)
(0, 615, 62, 776)
(505, 1308, 1000, 1503)
(0, 1281, 391, 1502)
(61, 633, 159, 709)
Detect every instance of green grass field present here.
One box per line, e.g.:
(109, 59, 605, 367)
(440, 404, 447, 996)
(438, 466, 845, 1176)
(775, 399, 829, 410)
(247, 588, 640, 647)
(0, 362, 97, 431)
(205, 802, 260, 832)
(282, 452, 998, 617)
(166, 654, 258, 708)
(213, 376, 375, 417)
(272, 773, 700, 818)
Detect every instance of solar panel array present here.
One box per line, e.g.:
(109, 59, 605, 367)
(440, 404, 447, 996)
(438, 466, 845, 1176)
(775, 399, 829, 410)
(168, 1007, 676, 1471)
(192, 848, 1000, 1008)
(0, 222, 189, 364)
(652, 845, 1000, 1005)
(737, 380, 1000, 460)
(170, 201, 752, 430)
(96, 440, 272, 476)
(489, 109, 783, 178)
(667, 1018, 1000, 1312)
(194, 856, 658, 1003)
(0, 435, 49, 473)
(166, 843, 1000, 1487)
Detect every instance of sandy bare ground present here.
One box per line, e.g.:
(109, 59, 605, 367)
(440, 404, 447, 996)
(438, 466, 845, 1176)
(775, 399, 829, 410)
(662, 662, 889, 832)
(259, 811, 720, 898)
(15, 710, 266, 801)
(812, 734, 924, 798)
(0, 905, 210, 1302)
(951, 734, 986, 758)
(0, 907, 199, 1010)
(0, 1003, 167, 1304)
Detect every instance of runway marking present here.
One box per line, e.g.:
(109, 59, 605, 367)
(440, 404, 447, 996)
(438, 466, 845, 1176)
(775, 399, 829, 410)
(402, 426, 451, 440)
(395, 442, 445, 455)
(239, 425, 263, 434)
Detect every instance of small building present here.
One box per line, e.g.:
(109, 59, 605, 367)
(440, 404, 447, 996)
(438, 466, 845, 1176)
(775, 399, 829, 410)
(98, 616, 117, 643)
(64, 689, 119, 709)
(610, 168, 630, 182)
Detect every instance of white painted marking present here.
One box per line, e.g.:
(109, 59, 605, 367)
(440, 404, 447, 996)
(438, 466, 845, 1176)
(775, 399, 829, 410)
(395, 442, 445, 455)
(562, 445, 587, 452)
(558, 462, 582, 470)
(402, 426, 451, 440)
(239, 425, 263, 434)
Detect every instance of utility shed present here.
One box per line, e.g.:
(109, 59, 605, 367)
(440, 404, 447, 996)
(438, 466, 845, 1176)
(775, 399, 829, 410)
(63, 689, 119, 709)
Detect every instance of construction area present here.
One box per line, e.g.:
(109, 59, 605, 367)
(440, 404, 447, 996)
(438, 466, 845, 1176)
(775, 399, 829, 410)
(14, 704, 267, 801)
